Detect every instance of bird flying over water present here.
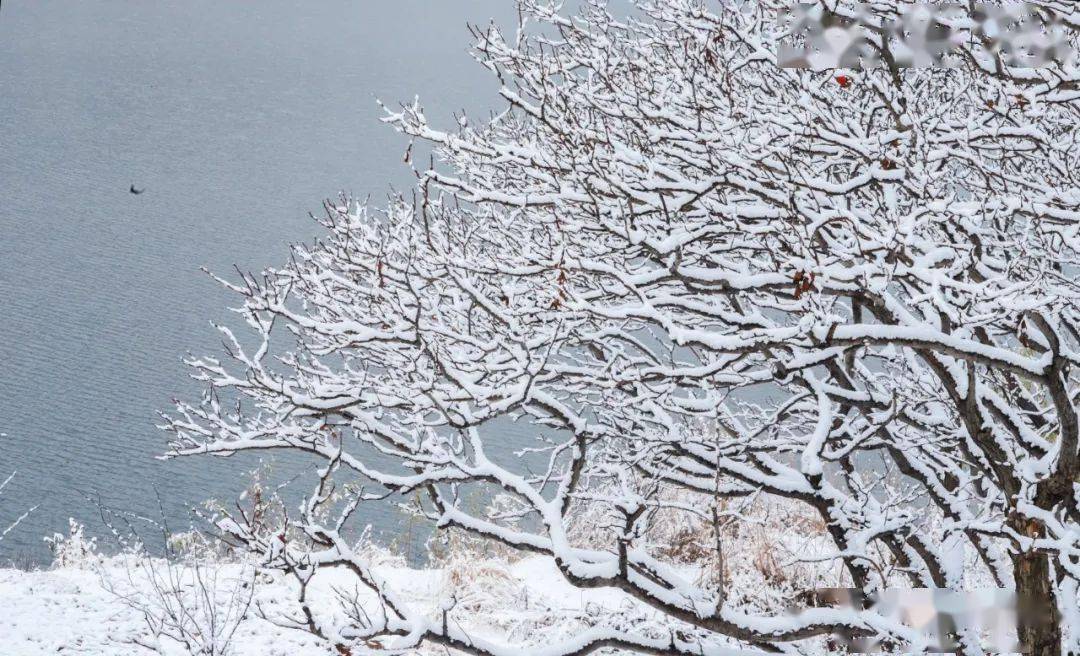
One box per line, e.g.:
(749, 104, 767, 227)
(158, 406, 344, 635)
(129, 184, 144, 195)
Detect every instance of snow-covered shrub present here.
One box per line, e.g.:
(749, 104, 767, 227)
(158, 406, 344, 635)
(427, 526, 520, 618)
(166, 529, 233, 563)
(45, 518, 102, 569)
(72, 481, 262, 655)
(103, 558, 256, 656)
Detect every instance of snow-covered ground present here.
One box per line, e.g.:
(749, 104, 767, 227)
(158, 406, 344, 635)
(0, 552, 614, 655)
(0, 497, 842, 655)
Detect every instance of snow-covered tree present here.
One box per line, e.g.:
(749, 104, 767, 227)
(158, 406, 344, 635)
(164, 2, 1080, 654)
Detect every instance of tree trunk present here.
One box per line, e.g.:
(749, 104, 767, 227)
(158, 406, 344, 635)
(1014, 521, 1061, 656)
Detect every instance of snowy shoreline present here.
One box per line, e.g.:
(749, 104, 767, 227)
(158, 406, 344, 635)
(0, 549, 614, 655)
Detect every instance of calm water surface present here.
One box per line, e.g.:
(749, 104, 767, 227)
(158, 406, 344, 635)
(0, 0, 518, 565)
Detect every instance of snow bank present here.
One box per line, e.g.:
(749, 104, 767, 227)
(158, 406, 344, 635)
(0, 553, 616, 655)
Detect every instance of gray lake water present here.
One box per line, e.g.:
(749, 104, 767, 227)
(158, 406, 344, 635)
(0, 0, 518, 566)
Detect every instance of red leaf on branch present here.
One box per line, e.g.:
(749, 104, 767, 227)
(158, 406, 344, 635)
(793, 271, 815, 299)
